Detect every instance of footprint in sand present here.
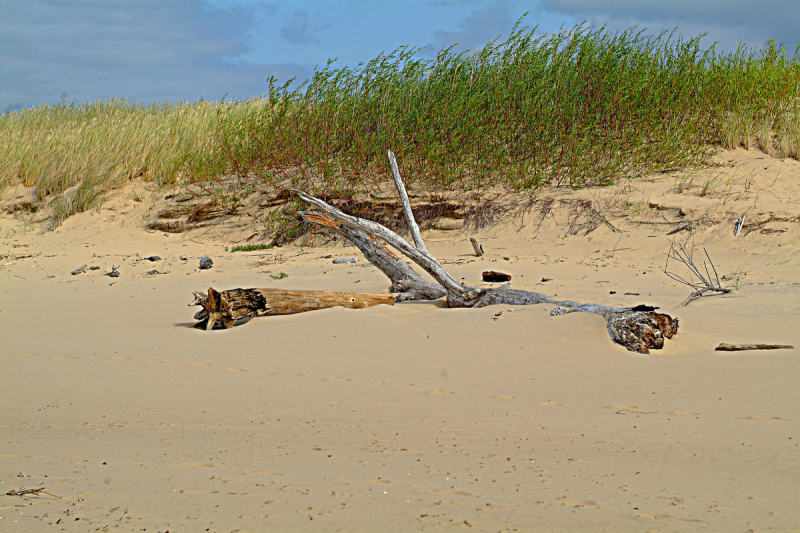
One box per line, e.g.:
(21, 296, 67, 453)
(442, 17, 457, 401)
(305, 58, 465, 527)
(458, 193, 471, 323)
(606, 404, 656, 414)
(425, 388, 455, 395)
(182, 362, 212, 367)
(244, 470, 284, 477)
(271, 372, 305, 378)
(740, 415, 791, 421)
(324, 376, 352, 382)
(488, 395, 517, 400)
(227, 367, 248, 372)
(104, 356, 131, 360)
(420, 488, 472, 496)
(616, 408, 656, 415)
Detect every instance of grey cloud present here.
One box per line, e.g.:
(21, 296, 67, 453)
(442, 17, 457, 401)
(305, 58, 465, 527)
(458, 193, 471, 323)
(422, 3, 516, 56)
(543, 0, 800, 52)
(0, 0, 310, 110)
(280, 10, 332, 46)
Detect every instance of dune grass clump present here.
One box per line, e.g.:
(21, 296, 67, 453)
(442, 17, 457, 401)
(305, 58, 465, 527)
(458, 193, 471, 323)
(207, 22, 800, 198)
(1, 20, 798, 230)
(0, 98, 219, 227)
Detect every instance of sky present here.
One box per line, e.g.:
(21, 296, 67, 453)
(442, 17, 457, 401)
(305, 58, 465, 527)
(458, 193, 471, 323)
(2, 0, 798, 112)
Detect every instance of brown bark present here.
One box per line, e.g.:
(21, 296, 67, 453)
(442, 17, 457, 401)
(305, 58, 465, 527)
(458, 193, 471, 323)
(191, 287, 396, 330)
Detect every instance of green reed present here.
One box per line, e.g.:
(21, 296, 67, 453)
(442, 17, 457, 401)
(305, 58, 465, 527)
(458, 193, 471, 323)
(205, 22, 799, 198)
(1, 20, 798, 228)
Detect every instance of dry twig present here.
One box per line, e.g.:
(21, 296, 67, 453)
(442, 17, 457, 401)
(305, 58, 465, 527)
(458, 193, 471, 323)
(663, 240, 731, 307)
(5, 487, 62, 499)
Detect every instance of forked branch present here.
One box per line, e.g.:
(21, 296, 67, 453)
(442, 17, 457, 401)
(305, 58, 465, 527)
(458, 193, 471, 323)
(291, 152, 679, 354)
(664, 240, 731, 307)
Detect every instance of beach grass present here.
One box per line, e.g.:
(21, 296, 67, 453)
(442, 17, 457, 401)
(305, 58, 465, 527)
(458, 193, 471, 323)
(2, 20, 798, 229)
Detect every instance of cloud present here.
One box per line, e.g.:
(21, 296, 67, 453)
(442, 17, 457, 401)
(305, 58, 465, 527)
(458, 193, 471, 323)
(280, 9, 333, 46)
(542, 0, 800, 52)
(0, 0, 311, 110)
(422, 3, 516, 56)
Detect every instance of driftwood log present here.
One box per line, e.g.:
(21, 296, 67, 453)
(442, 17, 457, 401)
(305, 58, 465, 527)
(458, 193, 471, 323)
(192, 150, 679, 354)
(191, 287, 395, 330)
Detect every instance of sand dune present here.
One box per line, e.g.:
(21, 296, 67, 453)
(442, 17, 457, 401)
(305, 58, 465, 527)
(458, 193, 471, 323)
(1, 149, 798, 531)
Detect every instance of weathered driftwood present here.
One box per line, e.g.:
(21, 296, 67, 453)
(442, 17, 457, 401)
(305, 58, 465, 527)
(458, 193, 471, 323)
(191, 153, 678, 353)
(664, 241, 731, 307)
(388, 150, 428, 253)
(300, 212, 446, 301)
(191, 287, 395, 330)
(715, 343, 794, 352)
(291, 153, 679, 353)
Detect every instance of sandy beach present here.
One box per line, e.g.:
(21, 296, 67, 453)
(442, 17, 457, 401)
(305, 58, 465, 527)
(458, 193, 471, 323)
(2, 148, 799, 532)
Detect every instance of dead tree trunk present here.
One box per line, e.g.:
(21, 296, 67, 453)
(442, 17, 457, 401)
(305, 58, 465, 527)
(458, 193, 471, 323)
(291, 150, 679, 354)
(191, 287, 395, 330)
(300, 212, 446, 301)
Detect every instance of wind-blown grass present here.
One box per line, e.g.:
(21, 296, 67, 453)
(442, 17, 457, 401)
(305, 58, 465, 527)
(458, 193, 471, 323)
(0, 98, 219, 226)
(1, 20, 799, 229)
(206, 22, 799, 197)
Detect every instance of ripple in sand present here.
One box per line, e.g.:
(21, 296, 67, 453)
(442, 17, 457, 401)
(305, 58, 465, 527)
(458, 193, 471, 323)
(182, 362, 212, 367)
(425, 388, 455, 395)
(488, 395, 517, 400)
(271, 372, 305, 378)
(740, 415, 791, 421)
(324, 376, 352, 382)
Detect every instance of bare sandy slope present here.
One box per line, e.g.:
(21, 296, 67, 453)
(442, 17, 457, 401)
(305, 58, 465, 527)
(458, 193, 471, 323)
(1, 149, 799, 532)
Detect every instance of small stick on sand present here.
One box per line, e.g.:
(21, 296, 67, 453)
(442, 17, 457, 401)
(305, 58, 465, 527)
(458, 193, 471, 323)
(715, 343, 794, 351)
(5, 487, 63, 499)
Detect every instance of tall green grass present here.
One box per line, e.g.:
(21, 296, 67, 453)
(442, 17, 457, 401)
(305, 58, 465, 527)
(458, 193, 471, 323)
(207, 23, 799, 197)
(2, 21, 799, 229)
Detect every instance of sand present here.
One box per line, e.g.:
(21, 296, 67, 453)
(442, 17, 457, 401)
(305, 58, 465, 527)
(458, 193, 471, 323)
(1, 148, 799, 532)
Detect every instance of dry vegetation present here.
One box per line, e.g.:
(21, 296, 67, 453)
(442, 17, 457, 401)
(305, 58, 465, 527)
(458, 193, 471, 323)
(1, 21, 799, 232)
